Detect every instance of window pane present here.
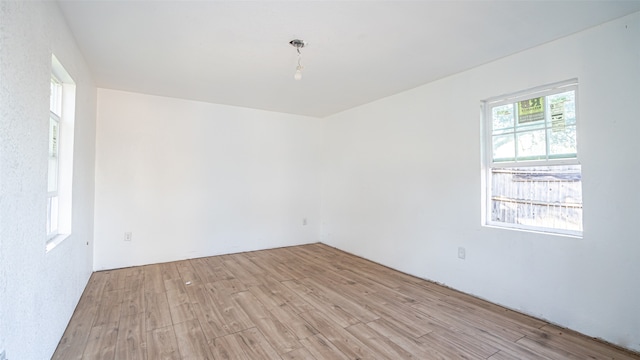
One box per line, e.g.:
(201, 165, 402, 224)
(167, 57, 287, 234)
(548, 90, 576, 126)
(549, 125, 577, 158)
(492, 104, 514, 130)
(48, 117, 59, 193)
(47, 196, 59, 235)
(490, 165, 582, 232)
(517, 96, 545, 124)
(50, 77, 62, 116)
(516, 119, 546, 132)
(492, 134, 515, 162)
(48, 157, 58, 193)
(517, 130, 546, 160)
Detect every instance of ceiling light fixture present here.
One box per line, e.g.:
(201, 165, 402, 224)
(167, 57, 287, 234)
(289, 39, 306, 80)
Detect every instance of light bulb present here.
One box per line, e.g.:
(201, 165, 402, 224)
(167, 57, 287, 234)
(294, 65, 303, 80)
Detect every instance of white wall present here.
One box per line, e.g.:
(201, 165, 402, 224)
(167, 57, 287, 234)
(322, 12, 640, 352)
(0, 2, 96, 359)
(94, 89, 323, 270)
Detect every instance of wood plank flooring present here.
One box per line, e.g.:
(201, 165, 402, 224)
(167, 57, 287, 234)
(53, 243, 640, 359)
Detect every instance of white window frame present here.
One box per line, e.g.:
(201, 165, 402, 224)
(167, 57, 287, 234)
(47, 76, 62, 239)
(46, 55, 76, 252)
(482, 79, 582, 237)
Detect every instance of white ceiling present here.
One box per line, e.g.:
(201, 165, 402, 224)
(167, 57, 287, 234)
(57, 1, 640, 118)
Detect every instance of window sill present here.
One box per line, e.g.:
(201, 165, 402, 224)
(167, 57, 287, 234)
(46, 233, 70, 253)
(483, 223, 582, 239)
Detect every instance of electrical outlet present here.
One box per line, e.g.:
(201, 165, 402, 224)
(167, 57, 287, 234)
(124, 232, 132, 242)
(302, 218, 307, 226)
(458, 247, 466, 260)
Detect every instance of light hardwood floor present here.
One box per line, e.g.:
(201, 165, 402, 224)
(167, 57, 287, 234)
(53, 243, 639, 359)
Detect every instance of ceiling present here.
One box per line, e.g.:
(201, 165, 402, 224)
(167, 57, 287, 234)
(57, 1, 640, 118)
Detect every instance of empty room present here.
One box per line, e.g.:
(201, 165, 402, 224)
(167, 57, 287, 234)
(1, 1, 640, 359)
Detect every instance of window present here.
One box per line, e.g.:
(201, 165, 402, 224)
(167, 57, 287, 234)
(46, 55, 76, 251)
(47, 76, 62, 238)
(483, 80, 582, 236)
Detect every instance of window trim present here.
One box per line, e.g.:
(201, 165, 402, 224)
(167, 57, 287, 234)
(46, 55, 76, 252)
(482, 79, 583, 237)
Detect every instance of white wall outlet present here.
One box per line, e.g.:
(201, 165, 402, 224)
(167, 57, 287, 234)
(458, 247, 466, 260)
(124, 232, 132, 242)
(302, 218, 308, 226)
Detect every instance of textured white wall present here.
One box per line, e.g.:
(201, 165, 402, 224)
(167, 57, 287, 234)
(322, 12, 640, 352)
(0, 2, 96, 359)
(94, 89, 322, 270)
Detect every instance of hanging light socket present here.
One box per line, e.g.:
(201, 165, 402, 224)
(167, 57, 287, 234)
(290, 39, 307, 80)
(289, 39, 307, 49)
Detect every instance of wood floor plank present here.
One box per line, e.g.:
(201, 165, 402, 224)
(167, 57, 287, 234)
(533, 324, 640, 360)
(440, 293, 543, 338)
(329, 268, 391, 298)
(169, 301, 196, 325)
(115, 312, 147, 360)
(411, 298, 525, 341)
(210, 333, 251, 360)
(147, 326, 181, 360)
(53, 244, 640, 360)
(282, 347, 318, 360)
(173, 319, 215, 360)
(121, 279, 145, 317)
(190, 257, 231, 284)
(145, 291, 173, 331)
(104, 269, 127, 292)
(93, 289, 123, 327)
(204, 281, 255, 333)
(85, 271, 110, 300)
(345, 322, 414, 359)
(268, 304, 319, 340)
(282, 279, 360, 328)
(299, 309, 385, 360)
(187, 285, 229, 339)
(160, 261, 182, 281)
(282, 247, 330, 277)
(166, 286, 189, 308)
(233, 290, 303, 354)
(161, 262, 185, 293)
(233, 327, 282, 359)
(299, 276, 379, 323)
(248, 276, 315, 314)
(176, 260, 201, 286)
(144, 264, 166, 294)
(82, 324, 118, 360)
(449, 321, 547, 360)
(234, 253, 268, 275)
(246, 250, 298, 281)
(488, 350, 520, 360)
(362, 291, 439, 337)
(422, 328, 500, 359)
(366, 317, 449, 360)
(222, 258, 264, 287)
(210, 277, 247, 294)
(299, 334, 350, 360)
(516, 335, 583, 360)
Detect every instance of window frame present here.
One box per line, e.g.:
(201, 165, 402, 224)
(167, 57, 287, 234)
(482, 79, 582, 237)
(47, 75, 62, 240)
(46, 55, 76, 252)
